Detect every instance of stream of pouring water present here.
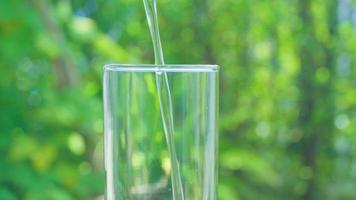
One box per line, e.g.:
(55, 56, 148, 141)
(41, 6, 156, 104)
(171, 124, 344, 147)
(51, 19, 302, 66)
(142, 0, 185, 199)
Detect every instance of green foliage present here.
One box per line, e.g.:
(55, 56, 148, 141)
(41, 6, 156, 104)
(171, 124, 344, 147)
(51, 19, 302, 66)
(0, 0, 355, 199)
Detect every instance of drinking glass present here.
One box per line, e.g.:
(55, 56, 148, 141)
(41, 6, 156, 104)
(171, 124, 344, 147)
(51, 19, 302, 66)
(103, 64, 219, 200)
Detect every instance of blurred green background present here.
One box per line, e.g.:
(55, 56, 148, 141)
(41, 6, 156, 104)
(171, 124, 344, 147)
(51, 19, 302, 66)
(0, 0, 355, 199)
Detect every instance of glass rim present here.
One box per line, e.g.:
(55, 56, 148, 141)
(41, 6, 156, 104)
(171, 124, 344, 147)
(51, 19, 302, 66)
(104, 64, 219, 72)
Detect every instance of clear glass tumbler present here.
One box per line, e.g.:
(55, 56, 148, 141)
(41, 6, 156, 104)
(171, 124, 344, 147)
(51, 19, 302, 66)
(103, 64, 219, 200)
